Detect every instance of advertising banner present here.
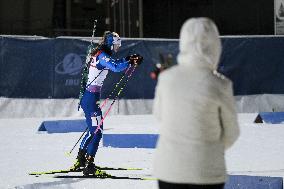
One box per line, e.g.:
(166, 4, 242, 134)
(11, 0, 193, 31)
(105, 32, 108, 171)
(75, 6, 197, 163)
(1, 36, 284, 98)
(0, 37, 53, 98)
(53, 39, 88, 98)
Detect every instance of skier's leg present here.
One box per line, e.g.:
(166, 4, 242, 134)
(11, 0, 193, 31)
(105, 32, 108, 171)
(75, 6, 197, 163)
(74, 91, 107, 176)
(71, 148, 87, 170)
(83, 113, 103, 175)
(72, 91, 96, 170)
(83, 151, 109, 177)
(86, 111, 103, 157)
(79, 114, 93, 149)
(80, 92, 102, 157)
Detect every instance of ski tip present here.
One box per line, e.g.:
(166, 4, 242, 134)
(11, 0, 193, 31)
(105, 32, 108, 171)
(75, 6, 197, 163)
(142, 177, 157, 181)
(29, 171, 48, 175)
(29, 172, 44, 176)
(127, 168, 143, 170)
(65, 152, 71, 157)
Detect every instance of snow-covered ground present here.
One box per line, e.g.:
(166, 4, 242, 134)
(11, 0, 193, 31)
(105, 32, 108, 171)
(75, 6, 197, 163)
(1, 114, 284, 189)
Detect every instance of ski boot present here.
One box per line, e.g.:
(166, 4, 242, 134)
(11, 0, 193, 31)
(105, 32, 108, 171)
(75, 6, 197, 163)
(83, 155, 110, 177)
(70, 149, 86, 171)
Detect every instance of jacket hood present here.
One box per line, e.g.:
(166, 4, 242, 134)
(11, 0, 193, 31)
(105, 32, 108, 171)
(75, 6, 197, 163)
(177, 18, 221, 70)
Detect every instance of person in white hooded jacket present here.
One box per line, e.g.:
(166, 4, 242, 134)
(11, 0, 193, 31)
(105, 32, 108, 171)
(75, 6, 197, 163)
(153, 18, 240, 189)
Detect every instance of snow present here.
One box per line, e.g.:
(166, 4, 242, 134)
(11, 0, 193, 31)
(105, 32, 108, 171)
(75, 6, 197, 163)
(1, 114, 284, 188)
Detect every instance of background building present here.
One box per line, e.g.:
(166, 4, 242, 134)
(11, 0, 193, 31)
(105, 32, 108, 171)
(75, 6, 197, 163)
(0, 0, 274, 38)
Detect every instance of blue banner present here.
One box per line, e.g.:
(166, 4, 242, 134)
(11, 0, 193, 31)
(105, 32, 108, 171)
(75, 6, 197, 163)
(53, 39, 88, 98)
(0, 36, 284, 98)
(219, 37, 284, 95)
(0, 37, 54, 98)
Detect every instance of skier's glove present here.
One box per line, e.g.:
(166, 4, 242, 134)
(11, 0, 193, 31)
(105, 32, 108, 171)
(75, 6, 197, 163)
(126, 54, 143, 65)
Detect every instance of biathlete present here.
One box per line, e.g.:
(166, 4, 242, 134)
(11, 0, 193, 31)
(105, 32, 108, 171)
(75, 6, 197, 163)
(73, 31, 143, 176)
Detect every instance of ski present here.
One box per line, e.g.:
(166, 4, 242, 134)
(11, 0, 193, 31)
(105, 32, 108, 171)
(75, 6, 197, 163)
(29, 168, 81, 176)
(53, 174, 156, 180)
(29, 165, 143, 176)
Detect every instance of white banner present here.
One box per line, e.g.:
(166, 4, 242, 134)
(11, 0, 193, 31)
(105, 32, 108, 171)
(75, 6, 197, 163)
(275, 0, 284, 34)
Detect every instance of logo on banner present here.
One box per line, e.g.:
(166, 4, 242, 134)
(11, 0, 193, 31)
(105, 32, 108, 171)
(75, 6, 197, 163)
(55, 53, 86, 86)
(55, 53, 85, 75)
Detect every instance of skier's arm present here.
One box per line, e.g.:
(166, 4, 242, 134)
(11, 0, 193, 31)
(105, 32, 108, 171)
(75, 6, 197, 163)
(98, 53, 129, 72)
(220, 82, 240, 150)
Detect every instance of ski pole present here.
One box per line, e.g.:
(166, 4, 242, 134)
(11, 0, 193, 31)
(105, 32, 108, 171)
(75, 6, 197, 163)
(65, 127, 88, 156)
(68, 65, 137, 155)
(100, 66, 132, 109)
(67, 66, 136, 155)
(101, 54, 143, 105)
(94, 64, 138, 134)
(68, 66, 136, 155)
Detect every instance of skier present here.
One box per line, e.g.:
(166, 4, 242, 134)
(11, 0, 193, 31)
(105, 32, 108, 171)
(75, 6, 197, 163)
(73, 31, 143, 176)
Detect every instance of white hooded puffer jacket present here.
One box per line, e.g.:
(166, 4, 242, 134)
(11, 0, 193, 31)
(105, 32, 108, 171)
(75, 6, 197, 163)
(153, 18, 240, 184)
